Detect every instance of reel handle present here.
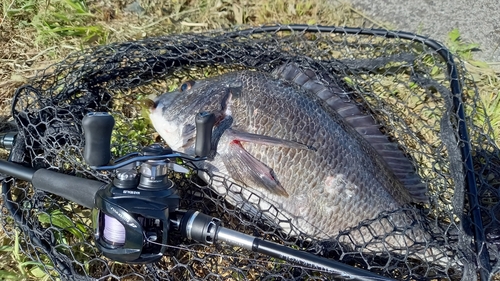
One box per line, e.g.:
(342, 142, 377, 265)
(83, 112, 115, 166)
(195, 112, 216, 157)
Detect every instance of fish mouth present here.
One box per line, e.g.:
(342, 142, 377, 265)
(137, 99, 157, 113)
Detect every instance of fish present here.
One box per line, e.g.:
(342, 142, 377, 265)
(146, 65, 457, 267)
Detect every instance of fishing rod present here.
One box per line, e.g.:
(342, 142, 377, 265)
(0, 131, 16, 150)
(0, 112, 395, 281)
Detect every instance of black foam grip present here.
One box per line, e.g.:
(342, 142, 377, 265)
(82, 112, 115, 167)
(32, 169, 105, 209)
(0, 159, 35, 182)
(195, 112, 216, 157)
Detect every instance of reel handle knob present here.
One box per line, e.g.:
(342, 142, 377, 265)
(195, 112, 216, 157)
(83, 112, 115, 167)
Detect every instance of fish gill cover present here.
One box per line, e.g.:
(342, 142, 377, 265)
(1, 25, 499, 280)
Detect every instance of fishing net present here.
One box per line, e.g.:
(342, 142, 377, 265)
(1, 25, 499, 280)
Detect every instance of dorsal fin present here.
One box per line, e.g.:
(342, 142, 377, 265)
(272, 63, 428, 203)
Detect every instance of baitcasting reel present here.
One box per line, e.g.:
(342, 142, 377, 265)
(83, 112, 215, 263)
(91, 144, 180, 263)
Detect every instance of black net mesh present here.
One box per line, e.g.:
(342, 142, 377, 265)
(1, 25, 499, 280)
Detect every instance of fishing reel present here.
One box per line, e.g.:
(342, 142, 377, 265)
(90, 145, 180, 263)
(83, 112, 214, 263)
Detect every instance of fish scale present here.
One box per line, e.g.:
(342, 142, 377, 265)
(148, 68, 455, 265)
(272, 63, 429, 202)
(233, 72, 407, 203)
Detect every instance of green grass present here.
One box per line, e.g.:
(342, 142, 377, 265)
(4, 0, 108, 45)
(0, 230, 51, 280)
(447, 29, 500, 146)
(1, 0, 499, 280)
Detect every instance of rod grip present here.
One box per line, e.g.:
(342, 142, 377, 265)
(0, 159, 35, 181)
(0, 160, 104, 209)
(31, 169, 105, 209)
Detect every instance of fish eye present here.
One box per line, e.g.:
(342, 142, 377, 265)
(180, 81, 195, 92)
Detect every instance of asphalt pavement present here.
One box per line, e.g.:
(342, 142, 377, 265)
(345, 0, 500, 66)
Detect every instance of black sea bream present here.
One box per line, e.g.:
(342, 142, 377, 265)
(147, 67, 452, 264)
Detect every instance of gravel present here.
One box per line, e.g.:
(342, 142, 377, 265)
(344, 0, 500, 66)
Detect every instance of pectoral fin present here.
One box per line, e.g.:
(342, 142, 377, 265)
(224, 128, 316, 151)
(221, 139, 289, 197)
(218, 129, 316, 197)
